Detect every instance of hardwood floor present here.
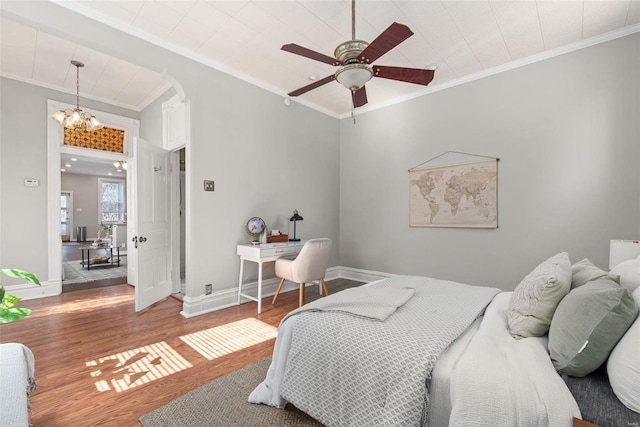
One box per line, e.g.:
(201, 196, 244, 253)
(1, 278, 362, 426)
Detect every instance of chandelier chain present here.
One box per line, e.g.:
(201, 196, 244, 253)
(50, 60, 103, 132)
(75, 63, 80, 110)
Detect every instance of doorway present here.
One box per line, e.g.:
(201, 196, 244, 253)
(46, 100, 140, 297)
(60, 157, 128, 292)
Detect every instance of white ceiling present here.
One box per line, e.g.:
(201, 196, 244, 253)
(2, 0, 640, 118)
(60, 153, 127, 178)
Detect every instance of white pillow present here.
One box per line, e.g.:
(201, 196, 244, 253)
(610, 256, 640, 291)
(607, 286, 640, 413)
(507, 252, 572, 339)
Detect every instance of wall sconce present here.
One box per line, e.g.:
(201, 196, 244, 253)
(609, 239, 640, 269)
(289, 209, 303, 242)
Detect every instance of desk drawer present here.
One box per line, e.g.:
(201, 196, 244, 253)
(261, 245, 300, 257)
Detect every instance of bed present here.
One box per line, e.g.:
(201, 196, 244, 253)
(249, 253, 640, 427)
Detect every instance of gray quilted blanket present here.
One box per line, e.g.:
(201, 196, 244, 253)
(282, 286, 415, 322)
(280, 275, 500, 427)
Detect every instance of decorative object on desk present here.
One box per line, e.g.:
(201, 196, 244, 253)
(609, 240, 640, 269)
(0, 269, 41, 323)
(289, 210, 303, 242)
(267, 234, 289, 243)
(409, 151, 498, 228)
(246, 217, 266, 245)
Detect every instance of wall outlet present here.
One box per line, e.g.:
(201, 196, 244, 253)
(204, 180, 214, 191)
(205, 284, 212, 295)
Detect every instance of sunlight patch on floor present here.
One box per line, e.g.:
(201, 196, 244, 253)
(30, 293, 134, 317)
(180, 318, 277, 360)
(86, 341, 192, 392)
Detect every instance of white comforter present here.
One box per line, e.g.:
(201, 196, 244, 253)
(430, 292, 581, 427)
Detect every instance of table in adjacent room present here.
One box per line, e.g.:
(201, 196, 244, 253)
(79, 245, 121, 270)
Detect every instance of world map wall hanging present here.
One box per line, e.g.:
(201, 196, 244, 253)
(409, 152, 498, 228)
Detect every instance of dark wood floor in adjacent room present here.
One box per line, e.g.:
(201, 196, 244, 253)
(1, 278, 362, 426)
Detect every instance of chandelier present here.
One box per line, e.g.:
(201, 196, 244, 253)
(113, 161, 127, 170)
(51, 60, 103, 133)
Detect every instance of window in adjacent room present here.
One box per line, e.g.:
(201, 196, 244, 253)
(98, 178, 125, 224)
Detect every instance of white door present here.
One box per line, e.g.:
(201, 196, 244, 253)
(131, 137, 173, 312)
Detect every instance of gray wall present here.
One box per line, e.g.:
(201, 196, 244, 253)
(61, 173, 124, 240)
(178, 70, 340, 297)
(0, 77, 138, 281)
(339, 34, 640, 291)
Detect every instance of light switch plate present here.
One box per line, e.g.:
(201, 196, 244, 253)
(204, 180, 214, 191)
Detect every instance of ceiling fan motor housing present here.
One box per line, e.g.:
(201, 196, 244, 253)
(334, 40, 369, 63)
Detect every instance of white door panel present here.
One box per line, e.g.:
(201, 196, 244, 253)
(133, 137, 173, 312)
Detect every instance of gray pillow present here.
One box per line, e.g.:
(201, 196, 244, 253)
(548, 278, 638, 377)
(507, 252, 572, 339)
(571, 258, 619, 289)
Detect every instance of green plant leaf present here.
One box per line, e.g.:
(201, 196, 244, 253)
(1, 269, 41, 286)
(0, 307, 32, 323)
(1, 294, 21, 310)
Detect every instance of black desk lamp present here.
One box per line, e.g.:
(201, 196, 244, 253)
(289, 209, 303, 241)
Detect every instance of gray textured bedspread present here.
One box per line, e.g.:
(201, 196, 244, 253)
(279, 275, 500, 427)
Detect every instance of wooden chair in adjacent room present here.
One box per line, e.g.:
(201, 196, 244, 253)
(272, 238, 332, 307)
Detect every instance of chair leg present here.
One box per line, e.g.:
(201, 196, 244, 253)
(299, 283, 305, 307)
(272, 278, 285, 305)
(322, 279, 329, 296)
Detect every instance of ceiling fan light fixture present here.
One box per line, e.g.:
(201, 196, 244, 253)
(335, 63, 372, 91)
(51, 60, 104, 133)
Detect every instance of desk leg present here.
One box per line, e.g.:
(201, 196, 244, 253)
(237, 258, 245, 306)
(87, 248, 91, 271)
(257, 260, 263, 315)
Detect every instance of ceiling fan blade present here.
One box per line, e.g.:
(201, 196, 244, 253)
(352, 86, 368, 108)
(372, 66, 435, 86)
(281, 44, 341, 66)
(288, 75, 335, 97)
(358, 22, 414, 64)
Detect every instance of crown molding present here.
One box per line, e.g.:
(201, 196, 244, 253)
(339, 23, 640, 120)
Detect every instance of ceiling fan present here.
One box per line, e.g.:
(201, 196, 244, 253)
(282, 0, 435, 110)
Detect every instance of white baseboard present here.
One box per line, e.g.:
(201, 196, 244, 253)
(8, 279, 62, 300)
(180, 266, 394, 318)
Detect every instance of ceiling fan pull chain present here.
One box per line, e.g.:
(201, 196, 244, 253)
(351, 95, 356, 124)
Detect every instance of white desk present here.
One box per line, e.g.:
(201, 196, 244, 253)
(237, 241, 306, 314)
